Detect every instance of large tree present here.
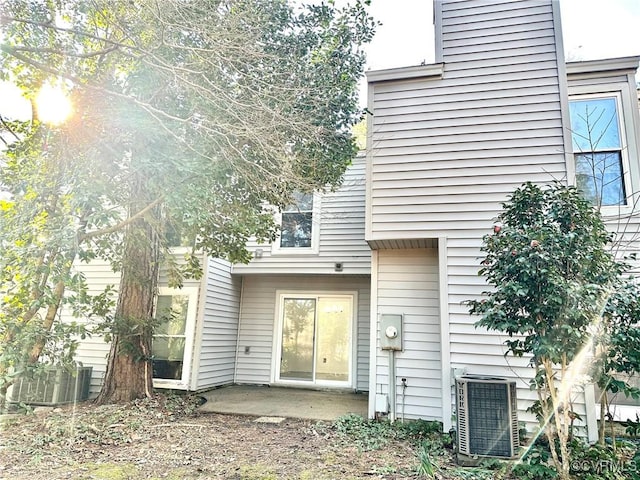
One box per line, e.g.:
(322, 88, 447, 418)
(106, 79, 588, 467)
(0, 0, 375, 404)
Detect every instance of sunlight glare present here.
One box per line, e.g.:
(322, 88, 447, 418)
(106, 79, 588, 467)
(36, 84, 72, 125)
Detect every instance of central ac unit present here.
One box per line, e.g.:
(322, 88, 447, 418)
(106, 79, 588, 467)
(8, 366, 93, 406)
(456, 376, 519, 459)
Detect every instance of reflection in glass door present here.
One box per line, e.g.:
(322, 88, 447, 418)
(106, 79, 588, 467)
(278, 295, 352, 385)
(280, 298, 316, 380)
(315, 297, 351, 382)
(153, 295, 189, 380)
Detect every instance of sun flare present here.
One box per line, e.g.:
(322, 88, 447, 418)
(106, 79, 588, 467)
(36, 84, 72, 125)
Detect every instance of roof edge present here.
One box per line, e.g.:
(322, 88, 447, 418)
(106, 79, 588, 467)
(366, 63, 444, 84)
(566, 55, 640, 75)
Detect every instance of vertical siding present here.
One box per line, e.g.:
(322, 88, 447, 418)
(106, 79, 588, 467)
(374, 249, 442, 420)
(235, 275, 370, 391)
(233, 155, 371, 275)
(367, 0, 575, 428)
(194, 258, 241, 389)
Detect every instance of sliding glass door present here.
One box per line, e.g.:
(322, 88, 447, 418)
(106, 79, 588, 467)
(277, 294, 353, 386)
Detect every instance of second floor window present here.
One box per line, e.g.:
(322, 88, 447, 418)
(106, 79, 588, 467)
(280, 192, 314, 248)
(569, 96, 626, 206)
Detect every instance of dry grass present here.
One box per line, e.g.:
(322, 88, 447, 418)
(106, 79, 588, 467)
(0, 395, 439, 479)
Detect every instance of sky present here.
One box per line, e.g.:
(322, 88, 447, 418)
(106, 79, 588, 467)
(358, 0, 640, 105)
(2, 0, 640, 120)
(364, 0, 640, 70)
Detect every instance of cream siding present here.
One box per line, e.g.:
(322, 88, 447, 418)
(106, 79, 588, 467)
(374, 249, 441, 420)
(65, 259, 119, 395)
(366, 0, 576, 430)
(369, 4, 564, 218)
(234, 275, 370, 391)
(192, 258, 241, 390)
(233, 155, 370, 275)
(69, 252, 205, 395)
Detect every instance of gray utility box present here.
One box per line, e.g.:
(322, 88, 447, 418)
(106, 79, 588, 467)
(379, 314, 403, 351)
(8, 366, 93, 406)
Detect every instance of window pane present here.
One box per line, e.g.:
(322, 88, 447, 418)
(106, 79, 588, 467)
(155, 295, 189, 335)
(165, 222, 192, 248)
(280, 299, 315, 380)
(152, 337, 185, 380)
(575, 152, 625, 206)
(569, 98, 621, 152)
(280, 212, 312, 247)
(285, 193, 313, 212)
(315, 297, 351, 382)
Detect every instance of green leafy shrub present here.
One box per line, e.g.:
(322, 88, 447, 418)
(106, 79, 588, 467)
(568, 440, 638, 480)
(622, 415, 640, 439)
(511, 444, 558, 480)
(332, 414, 444, 451)
(468, 182, 640, 480)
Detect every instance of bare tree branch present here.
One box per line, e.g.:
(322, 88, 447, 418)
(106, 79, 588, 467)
(0, 114, 22, 142)
(8, 44, 119, 59)
(80, 196, 165, 242)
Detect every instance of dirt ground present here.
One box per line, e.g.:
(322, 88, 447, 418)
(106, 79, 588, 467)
(0, 395, 465, 480)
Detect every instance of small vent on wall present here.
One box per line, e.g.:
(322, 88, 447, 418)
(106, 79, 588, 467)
(456, 376, 519, 459)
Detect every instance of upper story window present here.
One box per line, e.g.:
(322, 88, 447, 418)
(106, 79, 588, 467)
(569, 95, 628, 207)
(280, 193, 314, 248)
(272, 192, 320, 254)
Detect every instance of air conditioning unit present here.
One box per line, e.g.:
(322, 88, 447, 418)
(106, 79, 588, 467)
(8, 366, 93, 406)
(456, 376, 519, 459)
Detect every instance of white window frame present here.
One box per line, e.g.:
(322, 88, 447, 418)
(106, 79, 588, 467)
(152, 286, 199, 390)
(568, 87, 638, 215)
(271, 290, 358, 388)
(271, 192, 321, 255)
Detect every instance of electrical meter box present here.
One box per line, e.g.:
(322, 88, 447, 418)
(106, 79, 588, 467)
(380, 314, 403, 351)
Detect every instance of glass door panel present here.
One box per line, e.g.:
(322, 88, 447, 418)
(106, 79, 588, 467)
(152, 337, 186, 380)
(153, 295, 189, 380)
(280, 298, 316, 380)
(315, 297, 351, 382)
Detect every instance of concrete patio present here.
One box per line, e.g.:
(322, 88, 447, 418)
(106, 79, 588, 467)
(197, 385, 368, 421)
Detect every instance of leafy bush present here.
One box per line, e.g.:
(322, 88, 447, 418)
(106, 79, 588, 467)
(468, 182, 640, 480)
(332, 414, 444, 451)
(568, 440, 638, 480)
(622, 415, 640, 439)
(511, 444, 558, 480)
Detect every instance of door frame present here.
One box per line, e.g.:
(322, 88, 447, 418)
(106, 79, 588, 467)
(271, 290, 358, 388)
(152, 286, 199, 390)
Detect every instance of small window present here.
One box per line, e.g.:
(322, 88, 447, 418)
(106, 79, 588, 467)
(152, 289, 197, 385)
(280, 193, 314, 248)
(569, 97, 626, 206)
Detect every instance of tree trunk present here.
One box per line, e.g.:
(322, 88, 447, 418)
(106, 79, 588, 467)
(599, 392, 607, 445)
(95, 176, 159, 404)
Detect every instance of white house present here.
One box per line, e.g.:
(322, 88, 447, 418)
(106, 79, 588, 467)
(49, 0, 639, 448)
